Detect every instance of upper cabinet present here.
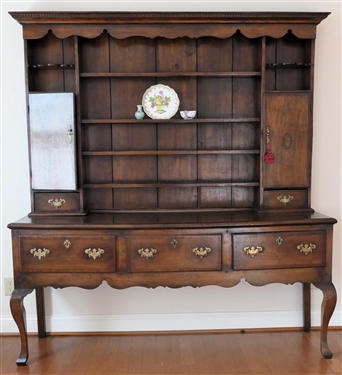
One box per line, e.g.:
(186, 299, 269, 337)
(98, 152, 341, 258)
(10, 12, 329, 216)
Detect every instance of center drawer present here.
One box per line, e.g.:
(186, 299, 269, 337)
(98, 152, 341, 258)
(127, 234, 221, 272)
(19, 234, 115, 272)
(232, 231, 325, 270)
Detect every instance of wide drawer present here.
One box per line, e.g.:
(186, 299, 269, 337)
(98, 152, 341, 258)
(233, 231, 325, 270)
(19, 234, 115, 272)
(127, 234, 221, 272)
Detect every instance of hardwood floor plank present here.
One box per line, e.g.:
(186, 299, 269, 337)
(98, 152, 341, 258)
(1, 330, 341, 375)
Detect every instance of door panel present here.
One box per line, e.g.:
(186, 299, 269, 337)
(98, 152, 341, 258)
(264, 93, 311, 188)
(29, 92, 76, 190)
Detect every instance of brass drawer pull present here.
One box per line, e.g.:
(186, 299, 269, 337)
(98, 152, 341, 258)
(244, 246, 263, 257)
(277, 195, 294, 205)
(297, 243, 316, 255)
(30, 247, 50, 260)
(192, 246, 212, 259)
(85, 248, 105, 260)
(138, 247, 157, 260)
(48, 198, 66, 209)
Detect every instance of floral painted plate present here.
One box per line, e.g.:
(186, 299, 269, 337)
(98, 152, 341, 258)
(142, 84, 180, 120)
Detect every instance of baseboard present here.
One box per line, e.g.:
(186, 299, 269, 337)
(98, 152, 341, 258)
(1, 310, 341, 334)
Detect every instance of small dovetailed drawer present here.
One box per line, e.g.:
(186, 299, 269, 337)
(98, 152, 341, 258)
(127, 234, 221, 273)
(262, 190, 308, 209)
(19, 234, 115, 272)
(232, 231, 325, 270)
(34, 192, 80, 212)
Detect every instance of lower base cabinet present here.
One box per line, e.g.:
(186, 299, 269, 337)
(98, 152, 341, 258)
(8, 212, 337, 365)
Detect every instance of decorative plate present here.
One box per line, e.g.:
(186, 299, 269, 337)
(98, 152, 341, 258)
(142, 84, 180, 120)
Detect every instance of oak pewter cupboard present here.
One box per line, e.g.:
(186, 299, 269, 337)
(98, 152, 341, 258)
(8, 11, 337, 365)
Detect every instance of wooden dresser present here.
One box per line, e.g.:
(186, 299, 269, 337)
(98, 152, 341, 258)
(8, 11, 337, 365)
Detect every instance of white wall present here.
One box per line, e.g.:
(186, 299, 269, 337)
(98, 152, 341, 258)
(1, 0, 341, 333)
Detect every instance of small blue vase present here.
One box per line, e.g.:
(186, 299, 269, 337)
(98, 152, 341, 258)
(135, 104, 145, 120)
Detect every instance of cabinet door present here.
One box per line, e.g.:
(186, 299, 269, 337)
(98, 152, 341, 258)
(263, 93, 311, 188)
(29, 93, 76, 190)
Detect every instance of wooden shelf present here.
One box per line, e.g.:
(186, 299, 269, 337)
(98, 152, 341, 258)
(83, 182, 260, 189)
(80, 71, 261, 78)
(81, 118, 261, 124)
(82, 150, 260, 156)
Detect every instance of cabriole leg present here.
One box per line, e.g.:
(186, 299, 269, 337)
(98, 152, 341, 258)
(10, 289, 34, 366)
(313, 282, 337, 359)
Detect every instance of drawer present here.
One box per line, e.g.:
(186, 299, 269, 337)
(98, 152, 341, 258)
(262, 190, 308, 210)
(19, 234, 115, 272)
(127, 234, 221, 272)
(34, 192, 80, 212)
(233, 231, 325, 270)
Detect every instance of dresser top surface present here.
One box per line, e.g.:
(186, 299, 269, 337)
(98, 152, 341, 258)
(8, 211, 337, 230)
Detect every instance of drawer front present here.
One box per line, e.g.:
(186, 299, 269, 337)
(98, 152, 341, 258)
(127, 234, 221, 272)
(34, 192, 80, 212)
(233, 231, 325, 270)
(262, 190, 308, 210)
(19, 235, 115, 272)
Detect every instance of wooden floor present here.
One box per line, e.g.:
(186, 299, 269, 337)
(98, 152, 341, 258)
(1, 330, 341, 375)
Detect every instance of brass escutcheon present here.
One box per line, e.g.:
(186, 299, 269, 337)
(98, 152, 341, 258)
(277, 195, 294, 205)
(244, 246, 263, 257)
(48, 198, 66, 209)
(137, 247, 157, 260)
(192, 246, 212, 258)
(276, 237, 283, 245)
(297, 243, 316, 255)
(85, 248, 105, 260)
(64, 239, 71, 249)
(171, 239, 179, 248)
(30, 247, 50, 260)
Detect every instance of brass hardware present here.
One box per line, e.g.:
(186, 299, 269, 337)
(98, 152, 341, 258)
(244, 246, 263, 257)
(85, 248, 105, 260)
(192, 246, 212, 258)
(67, 127, 73, 143)
(48, 198, 66, 209)
(276, 237, 283, 245)
(64, 239, 71, 249)
(171, 239, 178, 248)
(297, 243, 316, 255)
(137, 247, 157, 260)
(277, 195, 294, 205)
(266, 126, 271, 144)
(30, 248, 50, 260)
(264, 126, 275, 164)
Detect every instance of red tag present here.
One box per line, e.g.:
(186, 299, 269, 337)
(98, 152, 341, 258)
(264, 150, 275, 164)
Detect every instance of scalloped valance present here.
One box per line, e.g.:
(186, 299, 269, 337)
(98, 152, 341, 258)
(10, 11, 330, 40)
